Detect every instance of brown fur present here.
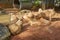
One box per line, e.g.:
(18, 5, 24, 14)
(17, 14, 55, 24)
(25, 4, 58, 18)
(11, 21, 60, 40)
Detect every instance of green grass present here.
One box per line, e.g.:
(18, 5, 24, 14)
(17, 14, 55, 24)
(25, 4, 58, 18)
(0, 14, 10, 24)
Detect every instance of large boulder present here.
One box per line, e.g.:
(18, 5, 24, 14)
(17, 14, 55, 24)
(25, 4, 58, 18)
(0, 23, 10, 40)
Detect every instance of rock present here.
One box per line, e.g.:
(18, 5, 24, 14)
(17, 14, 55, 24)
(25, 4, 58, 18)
(0, 23, 10, 40)
(9, 23, 21, 35)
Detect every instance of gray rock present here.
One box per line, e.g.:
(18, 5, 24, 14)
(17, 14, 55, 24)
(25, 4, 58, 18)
(0, 23, 10, 40)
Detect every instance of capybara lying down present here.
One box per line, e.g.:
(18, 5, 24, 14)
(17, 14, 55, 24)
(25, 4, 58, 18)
(11, 21, 60, 40)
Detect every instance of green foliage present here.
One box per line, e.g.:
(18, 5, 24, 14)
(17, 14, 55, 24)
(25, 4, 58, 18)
(34, 0, 39, 5)
(54, 0, 60, 6)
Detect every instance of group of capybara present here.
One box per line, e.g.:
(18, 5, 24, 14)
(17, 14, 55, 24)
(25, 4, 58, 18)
(7, 9, 60, 40)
